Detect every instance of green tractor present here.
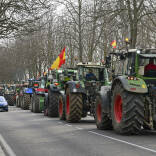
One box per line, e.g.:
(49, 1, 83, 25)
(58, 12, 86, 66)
(4, 84, 16, 106)
(44, 69, 77, 117)
(59, 62, 110, 122)
(31, 78, 48, 113)
(95, 48, 156, 134)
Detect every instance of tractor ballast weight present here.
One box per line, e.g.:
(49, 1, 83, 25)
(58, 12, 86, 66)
(65, 81, 86, 94)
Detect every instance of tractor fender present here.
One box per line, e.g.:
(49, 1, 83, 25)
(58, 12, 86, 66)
(65, 81, 86, 94)
(49, 84, 60, 93)
(112, 76, 148, 93)
(98, 86, 111, 114)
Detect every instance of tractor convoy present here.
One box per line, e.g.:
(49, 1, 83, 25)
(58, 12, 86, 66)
(4, 48, 156, 135)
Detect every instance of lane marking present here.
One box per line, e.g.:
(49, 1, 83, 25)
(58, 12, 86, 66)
(58, 122, 63, 124)
(89, 131, 156, 153)
(29, 118, 52, 122)
(0, 134, 16, 156)
(75, 127, 83, 130)
(65, 124, 72, 127)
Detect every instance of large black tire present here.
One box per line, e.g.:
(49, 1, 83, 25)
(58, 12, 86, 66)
(58, 95, 66, 120)
(30, 95, 34, 112)
(95, 95, 112, 130)
(33, 94, 41, 113)
(5, 95, 15, 106)
(22, 94, 31, 110)
(112, 83, 144, 134)
(47, 91, 59, 117)
(43, 96, 48, 116)
(65, 88, 82, 122)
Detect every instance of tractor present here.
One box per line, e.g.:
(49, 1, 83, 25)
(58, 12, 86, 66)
(31, 77, 48, 113)
(44, 69, 77, 117)
(95, 48, 156, 134)
(59, 62, 110, 122)
(4, 84, 16, 106)
(21, 79, 39, 110)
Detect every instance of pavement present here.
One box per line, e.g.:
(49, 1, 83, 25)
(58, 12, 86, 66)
(0, 146, 5, 156)
(0, 106, 156, 156)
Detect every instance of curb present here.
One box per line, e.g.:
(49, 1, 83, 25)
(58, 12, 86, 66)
(0, 134, 16, 156)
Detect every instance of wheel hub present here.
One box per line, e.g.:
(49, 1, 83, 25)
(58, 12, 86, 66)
(66, 95, 70, 115)
(97, 103, 102, 122)
(59, 100, 63, 116)
(114, 94, 122, 123)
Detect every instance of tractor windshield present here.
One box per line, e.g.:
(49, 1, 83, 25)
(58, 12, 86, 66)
(138, 55, 156, 77)
(79, 67, 106, 81)
(40, 79, 46, 88)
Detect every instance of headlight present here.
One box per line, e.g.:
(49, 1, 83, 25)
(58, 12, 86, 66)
(3, 102, 8, 106)
(73, 88, 77, 92)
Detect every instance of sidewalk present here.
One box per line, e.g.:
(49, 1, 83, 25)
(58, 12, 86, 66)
(0, 146, 5, 156)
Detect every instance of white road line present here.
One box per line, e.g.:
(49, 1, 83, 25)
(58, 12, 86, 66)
(0, 134, 16, 156)
(58, 122, 63, 124)
(75, 127, 83, 130)
(65, 124, 72, 127)
(29, 118, 52, 122)
(89, 131, 156, 153)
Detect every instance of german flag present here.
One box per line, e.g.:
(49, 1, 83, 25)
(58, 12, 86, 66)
(51, 47, 65, 70)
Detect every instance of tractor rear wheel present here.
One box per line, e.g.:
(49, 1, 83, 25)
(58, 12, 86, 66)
(33, 94, 41, 113)
(112, 83, 144, 134)
(47, 91, 59, 117)
(65, 88, 82, 122)
(58, 95, 65, 120)
(95, 95, 112, 130)
(30, 95, 34, 112)
(23, 94, 31, 110)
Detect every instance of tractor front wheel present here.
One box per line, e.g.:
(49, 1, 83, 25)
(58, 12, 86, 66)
(58, 95, 65, 120)
(33, 94, 40, 113)
(65, 88, 82, 122)
(47, 91, 59, 117)
(95, 95, 112, 130)
(112, 83, 144, 134)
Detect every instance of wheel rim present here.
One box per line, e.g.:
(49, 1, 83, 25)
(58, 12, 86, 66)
(59, 99, 63, 117)
(114, 94, 122, 123)
(66, 95, 70, 115)
(97, 103, 102, 122)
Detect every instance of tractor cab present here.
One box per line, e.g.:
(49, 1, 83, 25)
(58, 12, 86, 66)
(77, 62, 110, 86)
(110, 49, 156, 81)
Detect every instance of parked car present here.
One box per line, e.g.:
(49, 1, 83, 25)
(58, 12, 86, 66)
(0, 96, 8, 112)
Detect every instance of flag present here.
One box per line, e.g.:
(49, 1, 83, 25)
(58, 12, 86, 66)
(51, 47, 65, 70)
(111, 40, 117, 48)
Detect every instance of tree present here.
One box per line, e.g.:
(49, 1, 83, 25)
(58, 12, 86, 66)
(0, 0, 50, 38)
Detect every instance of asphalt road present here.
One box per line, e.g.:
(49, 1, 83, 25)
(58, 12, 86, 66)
(0, 106, 156, 156)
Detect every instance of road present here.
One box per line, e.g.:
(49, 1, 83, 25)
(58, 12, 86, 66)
(0, 106, 156, 156)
